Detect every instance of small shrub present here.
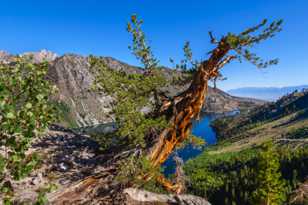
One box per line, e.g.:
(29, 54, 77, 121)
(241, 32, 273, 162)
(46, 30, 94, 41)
(0, 58, 57, 201)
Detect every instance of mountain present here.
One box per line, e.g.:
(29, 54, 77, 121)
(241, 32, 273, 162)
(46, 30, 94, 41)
(0, 50, 264, 127)
(49, 54, 266, 127)
(185, 90, 308, 204)
(212, 89, 308, 143)
(228, 85, 308, 101)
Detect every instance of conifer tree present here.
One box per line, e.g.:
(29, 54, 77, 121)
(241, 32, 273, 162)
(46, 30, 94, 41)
(253, 142, 286, 205)
(135, 17, 283, 192)
(121, 15, 284, 192)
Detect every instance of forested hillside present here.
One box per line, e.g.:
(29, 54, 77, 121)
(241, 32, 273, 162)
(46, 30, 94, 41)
(186, 90, 308, 204)
(212, 89, 308, 142)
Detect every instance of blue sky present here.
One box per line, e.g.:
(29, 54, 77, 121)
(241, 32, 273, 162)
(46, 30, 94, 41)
(1, 0, 307, 90)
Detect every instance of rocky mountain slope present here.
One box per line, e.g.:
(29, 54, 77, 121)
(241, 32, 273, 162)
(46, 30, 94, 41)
(212, 89, 308, 145)
(0, 50, 264, 128)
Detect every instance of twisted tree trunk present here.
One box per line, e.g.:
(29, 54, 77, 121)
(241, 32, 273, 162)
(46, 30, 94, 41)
(148, 38, 234, 192)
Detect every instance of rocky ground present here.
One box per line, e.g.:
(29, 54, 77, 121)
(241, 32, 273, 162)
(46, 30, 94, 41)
(1, 125, 211, 204)
(7, 125, 105, 203)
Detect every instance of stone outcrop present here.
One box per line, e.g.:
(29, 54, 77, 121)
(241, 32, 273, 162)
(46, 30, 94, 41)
(124, 188, 211, 205)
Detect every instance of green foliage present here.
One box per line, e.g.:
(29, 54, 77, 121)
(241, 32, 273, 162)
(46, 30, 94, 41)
(169, 41, 199, 88)
(225, 19, 283, 68)
(253, 142, 287, 205)
(89, 15, 169, 149)
(287, 127, 308, 139)
(11, 153, 42, 180)
(185, 148, 258, 204)
(186, 166, 224, 196)
(0, 59, 56, 201)
(51, 100, 78, 128)
(169, 41, 198, 73)
(183, 41, 193, 65)
(127, 15, 159, 70)
(116, 155, 166, 193)
(89, 132, 116, 152)
(90, 56, 168, 148)
(34, 183, 58, 205)
(2, 198, 12, 205)
(185, 143, 308, 205)
(1, 181, 14, 204)
(35, 191, 48, 205)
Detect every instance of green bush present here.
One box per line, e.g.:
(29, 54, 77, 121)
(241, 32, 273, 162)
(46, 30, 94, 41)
(0, 58, 57, 201)
(89, 56, 168, 148)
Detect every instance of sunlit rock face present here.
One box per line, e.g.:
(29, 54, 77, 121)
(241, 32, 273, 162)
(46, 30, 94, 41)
(47, 54, 115, 127)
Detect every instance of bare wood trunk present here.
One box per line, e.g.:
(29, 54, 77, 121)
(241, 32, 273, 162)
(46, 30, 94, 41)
(148, 39, 231, 191)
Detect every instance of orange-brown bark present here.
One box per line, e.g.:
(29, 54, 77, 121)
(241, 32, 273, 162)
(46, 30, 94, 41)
(148, 38, 234, 191)
(149, 39, 231, 165)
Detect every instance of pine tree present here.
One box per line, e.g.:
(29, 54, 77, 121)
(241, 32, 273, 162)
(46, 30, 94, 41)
(253, 142, 286, 205)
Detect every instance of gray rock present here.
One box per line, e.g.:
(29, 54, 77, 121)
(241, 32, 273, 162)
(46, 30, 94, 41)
(21, 49, 57, 63)
(124, 188, 211, 205)
(0, 50, 15, 63)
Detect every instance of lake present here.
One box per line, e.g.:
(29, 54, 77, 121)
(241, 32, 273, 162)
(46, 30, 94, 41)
(163, 114, 217, 175)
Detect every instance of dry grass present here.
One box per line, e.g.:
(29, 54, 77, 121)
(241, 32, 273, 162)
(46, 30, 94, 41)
(209, 112, 308, 155)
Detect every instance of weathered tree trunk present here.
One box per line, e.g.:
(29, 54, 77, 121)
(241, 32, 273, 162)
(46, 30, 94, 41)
(148, 38, 233, 192)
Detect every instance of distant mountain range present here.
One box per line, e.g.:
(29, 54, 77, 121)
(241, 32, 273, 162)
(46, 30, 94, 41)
(227, 85, 308, 101)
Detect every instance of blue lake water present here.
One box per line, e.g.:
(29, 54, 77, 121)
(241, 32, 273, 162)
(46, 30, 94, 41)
(163, 114, 217, 175)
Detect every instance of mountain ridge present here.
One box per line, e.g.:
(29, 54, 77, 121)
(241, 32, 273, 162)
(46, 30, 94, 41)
(228, 85, 308, 101)
(0, 50, 265, 127)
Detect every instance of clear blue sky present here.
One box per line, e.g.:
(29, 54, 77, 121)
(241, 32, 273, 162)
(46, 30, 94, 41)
(1, 0, 307, 90)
